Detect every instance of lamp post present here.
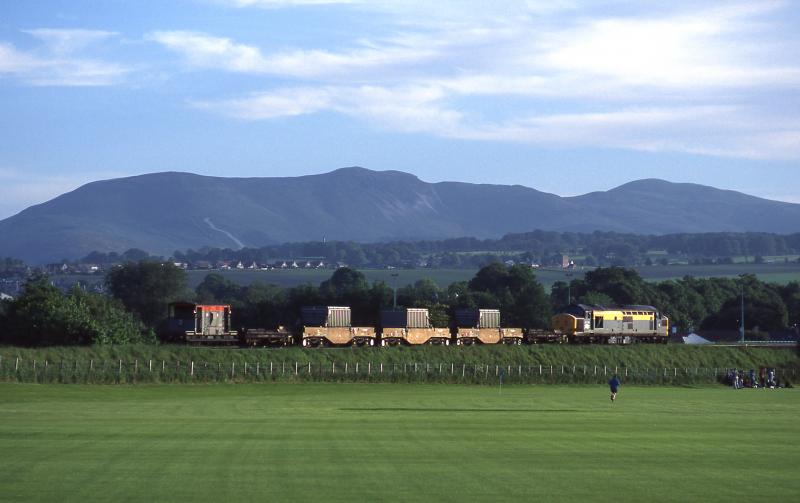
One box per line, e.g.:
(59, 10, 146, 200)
(391, 273, 399, 310)
(565, 271, 573, 306)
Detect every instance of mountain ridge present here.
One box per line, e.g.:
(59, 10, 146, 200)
(2, 167, 800, 264)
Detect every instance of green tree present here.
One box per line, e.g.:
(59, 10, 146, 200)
(319, 267, 369, 301)
(106, 261, 187, 327)
(583, 267, 651, 305)
(2, 275, 151, 346)
(196, 273, 242, 303)
(467, 262, 550, 328)
(579, 291, 615, 307)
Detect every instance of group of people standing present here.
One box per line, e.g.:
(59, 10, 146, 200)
(728, 368, 778, 389)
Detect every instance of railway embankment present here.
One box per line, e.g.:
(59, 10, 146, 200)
(1, 344, 797, 385)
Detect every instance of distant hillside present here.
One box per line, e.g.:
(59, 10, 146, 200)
(2, 167, 800, 263)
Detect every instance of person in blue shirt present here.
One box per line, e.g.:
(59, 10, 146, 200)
(609, 375, 621, 402)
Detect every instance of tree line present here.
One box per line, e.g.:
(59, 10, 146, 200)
(1, 261, 798, 346)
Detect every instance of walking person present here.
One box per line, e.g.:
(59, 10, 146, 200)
(609, 374, 621, 402)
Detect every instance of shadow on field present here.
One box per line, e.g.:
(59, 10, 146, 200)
(340, 408, 580, 413)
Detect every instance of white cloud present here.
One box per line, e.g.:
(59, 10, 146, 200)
(22, 28, 118, 54)
(0, 43, 42, 73)
(148, 30, 439, 78)
(192, 84, 463, 134)
(192, 87, 333, 119)
(0, 29, 128, 86)
(146, 31, 269, 73)
(173, 1, 800, 160)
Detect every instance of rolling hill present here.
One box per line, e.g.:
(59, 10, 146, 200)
(2, 167, 800, 263)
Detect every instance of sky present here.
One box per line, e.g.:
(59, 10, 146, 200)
(1, 0, 799, 219)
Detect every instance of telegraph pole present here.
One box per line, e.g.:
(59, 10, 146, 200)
(739, 283, 745, 343)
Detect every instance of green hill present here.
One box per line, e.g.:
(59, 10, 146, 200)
(3, 167, 800, 263)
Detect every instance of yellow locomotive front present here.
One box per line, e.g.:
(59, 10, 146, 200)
(552, 304, 668, 344)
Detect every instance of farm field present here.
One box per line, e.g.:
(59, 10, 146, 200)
(0, 383, 797, 502)
(183, 262, 800, 289)
(47, 262, 800, 293)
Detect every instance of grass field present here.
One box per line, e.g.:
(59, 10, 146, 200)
(182, 263, 800, 289)
(1, 383, 797, 502)
(52, 262, 800, 291)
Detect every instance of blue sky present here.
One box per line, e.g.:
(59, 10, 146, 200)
(1, 0, 798, 219)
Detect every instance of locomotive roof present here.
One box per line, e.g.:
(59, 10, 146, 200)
(169, 301, 232, 309)
(567, 303, 659, 314)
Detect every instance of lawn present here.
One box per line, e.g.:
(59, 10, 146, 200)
(0, 383, 797, 502)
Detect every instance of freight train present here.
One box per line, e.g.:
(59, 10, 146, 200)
(166, 302, 669, 346)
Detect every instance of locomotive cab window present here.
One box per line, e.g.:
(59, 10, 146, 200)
(594, 316, 603, 328)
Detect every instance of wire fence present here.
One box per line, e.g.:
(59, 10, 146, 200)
(0, 355, 795, 385)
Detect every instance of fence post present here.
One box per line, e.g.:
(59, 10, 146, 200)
(149, 360, 152, 372)
(539, 364, 542, 375)
(244, 362, 248, 375)
(256, 362, 260, 376)
(162, 360, 165, 372)
(332, 362, 335, 374)
(118, 360, 122, 378)
(355, 362, 359, 374)
(345, 362, 348, 374)
(270, 361, 273, 375)
(295, 362, 298, 375)
(462, 364, 465, 377)
(368, 362, 371, 375)
(15, 357, 19, 372)
(380, 363, 384, 374)
(191, 361, 194, 376)
(231, 362, 235, 378)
